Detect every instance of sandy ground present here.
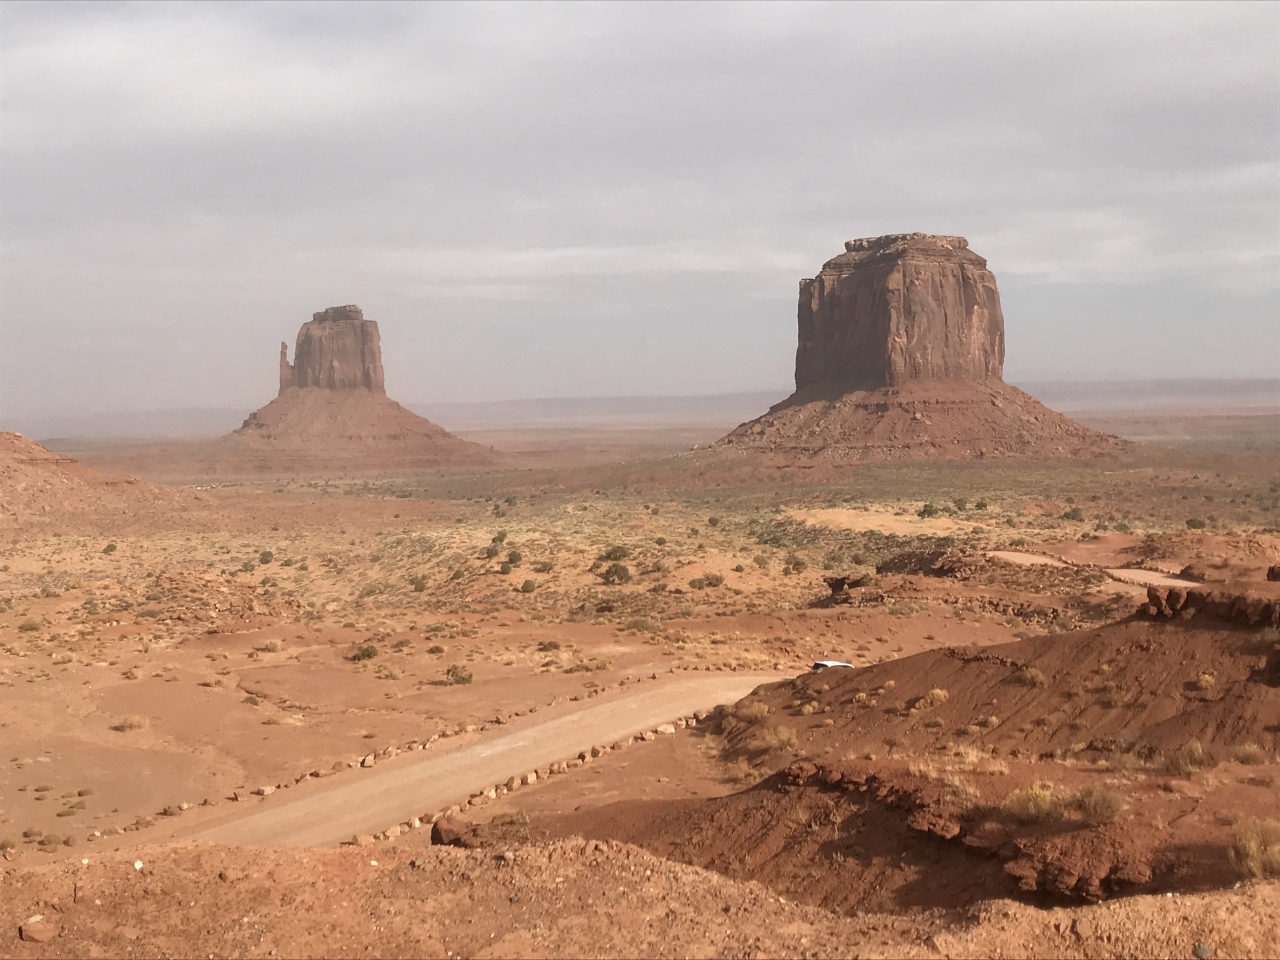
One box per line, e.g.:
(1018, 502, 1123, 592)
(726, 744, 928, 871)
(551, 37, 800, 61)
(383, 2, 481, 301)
(3, 425, 1280, 956)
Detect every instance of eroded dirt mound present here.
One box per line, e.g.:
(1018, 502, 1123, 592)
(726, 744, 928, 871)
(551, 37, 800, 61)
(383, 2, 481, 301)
(0, 432, 191, 529)
(725, 618, 1279, 763)
(201, 388, 496, 475)
(716, 379, 1124, 464)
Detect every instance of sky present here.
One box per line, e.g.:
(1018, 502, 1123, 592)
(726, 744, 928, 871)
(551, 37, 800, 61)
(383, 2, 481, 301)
(1, 0, 1277, 418)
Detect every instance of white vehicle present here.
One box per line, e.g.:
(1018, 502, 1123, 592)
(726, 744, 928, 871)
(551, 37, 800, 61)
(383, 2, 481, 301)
(811, 660, 854, 671)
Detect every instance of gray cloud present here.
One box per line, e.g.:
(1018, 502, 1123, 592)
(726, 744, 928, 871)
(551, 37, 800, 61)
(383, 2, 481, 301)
(2, 1, 1276, 417)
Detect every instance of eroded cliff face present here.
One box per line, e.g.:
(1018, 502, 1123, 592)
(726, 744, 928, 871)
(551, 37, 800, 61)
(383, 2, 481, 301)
(279, 305, 386, 395)
(795, 234, 1004, 392)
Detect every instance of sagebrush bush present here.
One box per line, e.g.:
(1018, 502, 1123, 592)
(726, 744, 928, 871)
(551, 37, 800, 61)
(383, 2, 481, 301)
(446, 664, 473, 685)
(736, 701, 769, 721)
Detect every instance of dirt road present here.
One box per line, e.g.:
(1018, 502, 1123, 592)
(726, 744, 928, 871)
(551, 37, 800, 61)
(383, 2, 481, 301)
(187, 673, 782, 847)
(990, 550, 1199, 590)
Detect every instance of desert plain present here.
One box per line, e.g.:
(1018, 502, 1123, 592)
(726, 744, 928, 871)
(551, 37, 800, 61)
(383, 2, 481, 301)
(2, 240, 1279, 958)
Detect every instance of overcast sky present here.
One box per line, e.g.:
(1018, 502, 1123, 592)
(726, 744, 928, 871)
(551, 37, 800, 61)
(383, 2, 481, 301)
(1, 0, 1276, 418)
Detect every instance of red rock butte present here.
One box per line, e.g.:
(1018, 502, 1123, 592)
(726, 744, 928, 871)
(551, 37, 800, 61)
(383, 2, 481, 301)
(209, 305, 493, 474)
(718, 233, 1121, 461)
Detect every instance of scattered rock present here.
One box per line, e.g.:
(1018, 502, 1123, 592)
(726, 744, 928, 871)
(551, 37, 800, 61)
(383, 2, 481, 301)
(18, 917, 59, 943)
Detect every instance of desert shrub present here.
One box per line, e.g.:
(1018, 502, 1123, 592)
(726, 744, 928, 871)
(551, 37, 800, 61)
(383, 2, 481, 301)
(110, 716, 147, 733)
(799, 700, 821, 716)
(601, 562, 631, 585)
(1014, 666, 1048, 687)
(1062, 507, 1085, 522)
(758, 725, 799, 753)
(537, 640, 561, 652)
(735, 701, 769, 721)
(688, 577, 707, 590)
(17, 619, 40, 632)
(520, 579, 536, 593)
(1230, 743, 1269, 765)
(1194, 673, 1216, 691)
(918, 503, 939, 518)
(426, 644, 445, 655)
(484, 545, 501, 559)
(1071, 786, 1125, 825)
(492, 531, 508, 543)
(499, 562, 512, 575)
(349, 645, 378, 662)
(921, 688, 949, 708)
(1186, 518, 1207, 529)
(507, 550, 522, 565)
(102, 543, 117, 554)
(785, 553, 807, 573)
(707, 516, 720, 527)
(704, 573, 724, 587)
(733, 564, 745, 573)
(410, 574, 427, 592)
(623, 617, 662, 633)
(0, 838, 14, 851)
(1002, 783, 1061, 823)
(255, 640, 281, 653)
(445, 664, 473, 685)
(259, 551, 274, 564)
(602, 545, 632, 562)
(654, 537, 667, 546)
(451, 568, 465, 580)
(1163, 739, 1216, 776)
(1230, 818, 1280, 878)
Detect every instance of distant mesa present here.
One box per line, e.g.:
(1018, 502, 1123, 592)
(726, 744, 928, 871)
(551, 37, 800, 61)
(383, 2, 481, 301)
(718, 233, 1121, 461)
(209, 304, 494, 474)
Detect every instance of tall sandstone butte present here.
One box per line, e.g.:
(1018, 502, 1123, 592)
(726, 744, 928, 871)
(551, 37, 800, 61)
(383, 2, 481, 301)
(718, 233, 1120, 462)
(279, 305, 386, 394)
(796, 234, 1004, 391)
(206, 304, 493, 474)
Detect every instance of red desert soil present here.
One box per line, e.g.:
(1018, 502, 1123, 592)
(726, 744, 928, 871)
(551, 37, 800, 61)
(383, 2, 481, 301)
(520, 615, 1280, 905)
(6, 840, 1277, 959)
(0, 433, 194, 530)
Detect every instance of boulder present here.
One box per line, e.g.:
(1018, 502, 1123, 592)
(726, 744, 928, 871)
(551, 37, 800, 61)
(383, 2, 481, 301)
(431, 816, 475, 847)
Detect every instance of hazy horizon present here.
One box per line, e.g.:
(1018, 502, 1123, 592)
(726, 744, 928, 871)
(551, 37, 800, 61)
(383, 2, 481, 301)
(2, 2, 1277, 420)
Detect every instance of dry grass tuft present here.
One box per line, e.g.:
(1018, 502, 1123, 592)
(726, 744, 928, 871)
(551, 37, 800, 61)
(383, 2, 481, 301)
(1230, 818, 1280, 878)
(1014, 666, 1047, 687)
(110, 715, 147, 733)
(1002, 782, 1061, 823)
(1071, 785, 1125, 825)
(1163, 739, 1216, 776)
(1230, 743, 1269, 766)
(736, 700, 769, 721)
(757, 725, 799, 754)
